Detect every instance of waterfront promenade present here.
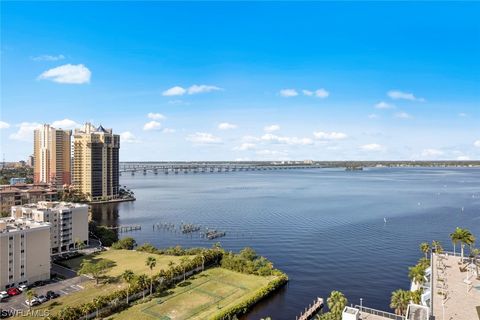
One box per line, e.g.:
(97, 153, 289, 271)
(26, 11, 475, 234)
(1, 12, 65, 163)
(432, 253, 480, 320)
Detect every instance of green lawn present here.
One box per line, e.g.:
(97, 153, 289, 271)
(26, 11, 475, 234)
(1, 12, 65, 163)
(14, 250, 190, 319)
(63, 249, 188, 277)
(109, 268, 275, 320)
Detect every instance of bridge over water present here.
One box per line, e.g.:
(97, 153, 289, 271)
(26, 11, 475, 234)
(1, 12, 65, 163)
(119, 161, 326, 175)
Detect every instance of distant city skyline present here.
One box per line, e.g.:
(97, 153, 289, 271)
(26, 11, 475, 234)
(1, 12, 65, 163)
(1, 2, 479, 161)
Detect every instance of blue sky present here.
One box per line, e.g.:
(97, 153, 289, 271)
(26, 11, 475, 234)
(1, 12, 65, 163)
(1, 1, 479, 161)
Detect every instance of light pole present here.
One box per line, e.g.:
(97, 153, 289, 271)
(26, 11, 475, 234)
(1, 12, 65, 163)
(360, 298, 363, 311)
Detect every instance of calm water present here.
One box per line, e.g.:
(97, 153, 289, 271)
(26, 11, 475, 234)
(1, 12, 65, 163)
(91, 167, 480, 319)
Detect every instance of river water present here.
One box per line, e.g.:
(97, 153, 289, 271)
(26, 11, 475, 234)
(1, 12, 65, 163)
(91, 167, 480, 319)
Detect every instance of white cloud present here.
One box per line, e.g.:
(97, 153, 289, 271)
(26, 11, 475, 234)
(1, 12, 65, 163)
(147, 113, 166, 120)
(387, 90, 425, 102)
(394, 112, 412, 119)
(457, 156, 470, 161)
(474, 140, 480, 148)
(9, 122, 41, 141)
(261, 133, 313, 145)
(375, 101, 395, 109)
(360, 143, 384, 151)
(368, 114, 379, 119)
(0, 121, 10, 129)
(187, 84, 222, 95)
(458, 113, 467, 117)
(186, 132, 222, 144)
(302, 90, 313, 96)
(162, 128, 176, 133)
(421, 148, 444, 157)
(264, 124, 280, 132)
(143, 121, 162, 131)
(38, 64, 91, 84)
(233, 143, 256, 151)
(218, 122, 237, 130)
(120, 131, 140, 143)
(313, 131, 348, 140)
(32, 54, 65, 61)
(279, 89, 298, 97)
(51, 118, 80, 129)
(162, 86, 186, 96)
(314, 88, 329, 98)
(162, 85, 222, 96)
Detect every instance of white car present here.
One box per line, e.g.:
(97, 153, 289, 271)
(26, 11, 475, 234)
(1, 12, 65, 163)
(18, 284, 28, 292)
(25, 298, 40, 306)
(0, 291, 8, 300)
(36, 295, 47, 303)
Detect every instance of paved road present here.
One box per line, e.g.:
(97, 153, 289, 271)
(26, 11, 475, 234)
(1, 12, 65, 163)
(52, 263, 78, 279)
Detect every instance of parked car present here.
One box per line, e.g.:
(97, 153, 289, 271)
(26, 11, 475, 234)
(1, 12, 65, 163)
(46, 291, 60, 299)
(36, 295, 47, 303)
(0, 291, 9, 301)
(6, 288, 21, 296)
(18, 284, 28, 292)
(32, 280, 45, 287)
(25, 298, 40, 306)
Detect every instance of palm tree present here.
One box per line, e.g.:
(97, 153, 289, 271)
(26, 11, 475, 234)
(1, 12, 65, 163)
(410, 290, 422, 304)
(326, 290, 347, 318)
(420, 242, 430, 259)
(92, 297, 103, 318)
(390, 289, 410, 316)
(121, 269, 135, 304)
(432, 240, 443, 254)
(180, 256, 189, 281)
(450, 227, 463, 256)
(145, 256, 157, 295)
(137, 274, 149, 300)
(458, 228, 476, 262)
(25, 289, 36, 311)
(409, 264, 426, 285)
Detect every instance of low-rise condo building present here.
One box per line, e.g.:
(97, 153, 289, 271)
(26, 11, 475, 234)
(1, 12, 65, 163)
(11, 201, 89, 254)
(0, 183, 58, 215)
(0, 217, 51, 290)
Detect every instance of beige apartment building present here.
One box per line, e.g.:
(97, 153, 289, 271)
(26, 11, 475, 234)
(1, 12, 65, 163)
(73, 123, 120, 201)
(0, 218, 51, 289)
(33, 124, 72, 186)
(0, 184, 58, 215)
(11, 201, 89, 254)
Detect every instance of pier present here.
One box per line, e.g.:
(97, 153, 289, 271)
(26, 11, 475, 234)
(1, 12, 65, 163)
(105, 225, 142, 233)
(296, 297, 324, 320)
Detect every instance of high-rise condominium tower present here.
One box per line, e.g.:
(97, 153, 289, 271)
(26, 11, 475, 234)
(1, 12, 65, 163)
(73, 123, 120, 201)
(33, 124, 72, 186)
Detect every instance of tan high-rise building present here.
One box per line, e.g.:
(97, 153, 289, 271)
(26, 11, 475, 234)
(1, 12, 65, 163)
(0, 217, 51, 289)
(73, 123, 120, 201)
(33, 124, 72, 186)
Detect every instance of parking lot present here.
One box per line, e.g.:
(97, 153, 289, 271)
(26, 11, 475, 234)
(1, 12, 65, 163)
(0, 272, 88, 315)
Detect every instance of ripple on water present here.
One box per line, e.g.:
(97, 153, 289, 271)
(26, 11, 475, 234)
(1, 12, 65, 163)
(91, 167, 480, 318)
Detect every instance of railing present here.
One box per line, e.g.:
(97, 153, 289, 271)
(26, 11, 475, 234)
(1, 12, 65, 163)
(355, 305, 405, 320)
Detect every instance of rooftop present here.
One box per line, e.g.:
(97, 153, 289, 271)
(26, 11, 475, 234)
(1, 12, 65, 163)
(0, 217, 50, 234)
(432, 253, 480, 320)
(13, 201, 88, 211)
